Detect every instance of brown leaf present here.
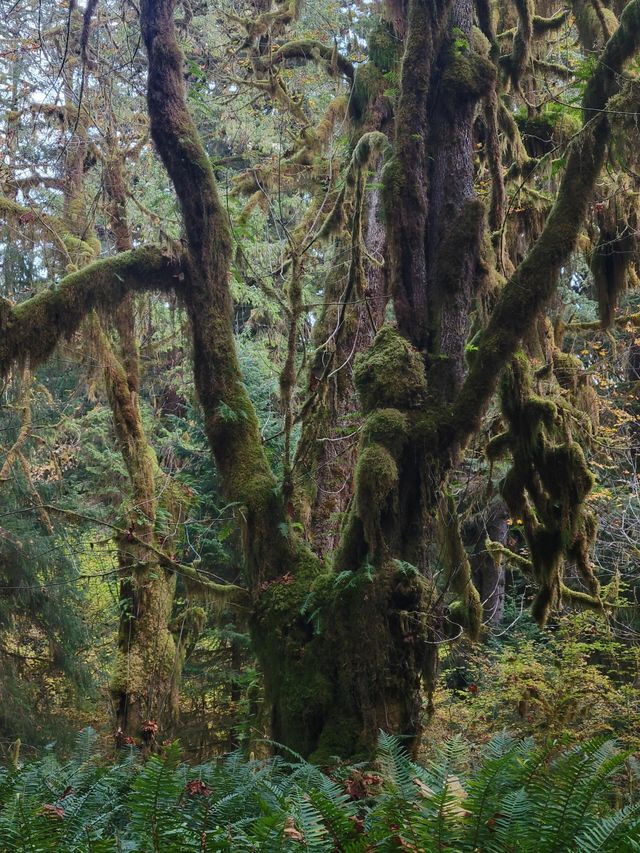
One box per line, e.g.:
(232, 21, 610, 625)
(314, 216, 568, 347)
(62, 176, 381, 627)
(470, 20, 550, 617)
(283, 817, 304, 842)
(186, 779, 212, 797)
(41, 803, 65, 820)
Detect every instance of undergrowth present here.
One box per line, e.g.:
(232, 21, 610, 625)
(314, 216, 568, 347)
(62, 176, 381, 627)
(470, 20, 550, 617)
(0, 728, 639, 851)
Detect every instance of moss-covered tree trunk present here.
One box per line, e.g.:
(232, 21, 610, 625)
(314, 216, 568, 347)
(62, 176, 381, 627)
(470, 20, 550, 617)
(100, 146, 185, 738)
(295, 175, 388, 555)
(58, 37, 185, 739)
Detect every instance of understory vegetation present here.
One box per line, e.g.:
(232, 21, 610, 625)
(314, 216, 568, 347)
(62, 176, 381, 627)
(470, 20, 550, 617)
(3, 729, 640, 852)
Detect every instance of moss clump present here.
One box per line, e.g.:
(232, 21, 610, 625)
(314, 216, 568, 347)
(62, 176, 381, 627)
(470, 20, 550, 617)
(361, 408, 409, 457)
(335, 327, 430, 571)
(471, 25, 492, 57)
(553, 350, 582, 393)
(355, 445, 399, 556)
(441, 50, 496, 106)
(516, 108, 582, 157)
(353, 326, 427, 413)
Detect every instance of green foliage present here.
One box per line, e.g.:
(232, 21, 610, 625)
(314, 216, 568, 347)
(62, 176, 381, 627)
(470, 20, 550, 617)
(437, 612, 640, 750)
(1, 729, 640, 851)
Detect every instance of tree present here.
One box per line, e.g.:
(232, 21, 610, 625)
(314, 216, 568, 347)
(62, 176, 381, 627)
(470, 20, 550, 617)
(1, 0, 640, 759)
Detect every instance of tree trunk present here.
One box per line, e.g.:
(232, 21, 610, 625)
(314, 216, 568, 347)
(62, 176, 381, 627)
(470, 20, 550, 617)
(101, 145, 188, 737)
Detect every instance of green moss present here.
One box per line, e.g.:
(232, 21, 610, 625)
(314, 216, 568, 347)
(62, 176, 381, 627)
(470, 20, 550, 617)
(355, 445, 398, 552)
(472, 25, 492, 57)
(350, 63, 385, 125)
(590, 215, 635, 328)
(441, 49, 496, 106)
(491, 353, 598, 625)
(0, 246, 180, 379)
(523, 396, 557, 429)
(110, 565, 180, 731)
(437, 494, 483, 641)
(516, 107, 582, 156)
(361, 408, 409, 458)
(574, 0, 618, 50)
(553, 350, 582, 392)
(353, 326, 427, 413)
(334, 328, 430, 573)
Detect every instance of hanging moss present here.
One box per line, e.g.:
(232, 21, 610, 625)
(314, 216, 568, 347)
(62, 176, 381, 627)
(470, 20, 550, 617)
(590, 207, 636, 328)
(488, 352, 600, 625)
(574, 0, 618, 51)
(368, 19, 401, 73)
(350, 64, 386, 125)
(437, 494, 483, 641)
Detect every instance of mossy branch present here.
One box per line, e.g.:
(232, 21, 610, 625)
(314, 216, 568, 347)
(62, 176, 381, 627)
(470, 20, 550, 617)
(564, 311, 640, 331)
(41, 504, 248, 603)
(498, 10, 570, 40)
(560, 582, 603, 611)
(0, 195, 98, 267)
(0, 246, 183, 379)
(450, 0, 640, 448)
(486, 539, 534, 573)
(256, 40, 354, 82)
(318, 131, 391, 239)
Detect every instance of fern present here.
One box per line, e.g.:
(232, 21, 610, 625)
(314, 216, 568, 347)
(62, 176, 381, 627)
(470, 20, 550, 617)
(1, 732, 639, 852)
